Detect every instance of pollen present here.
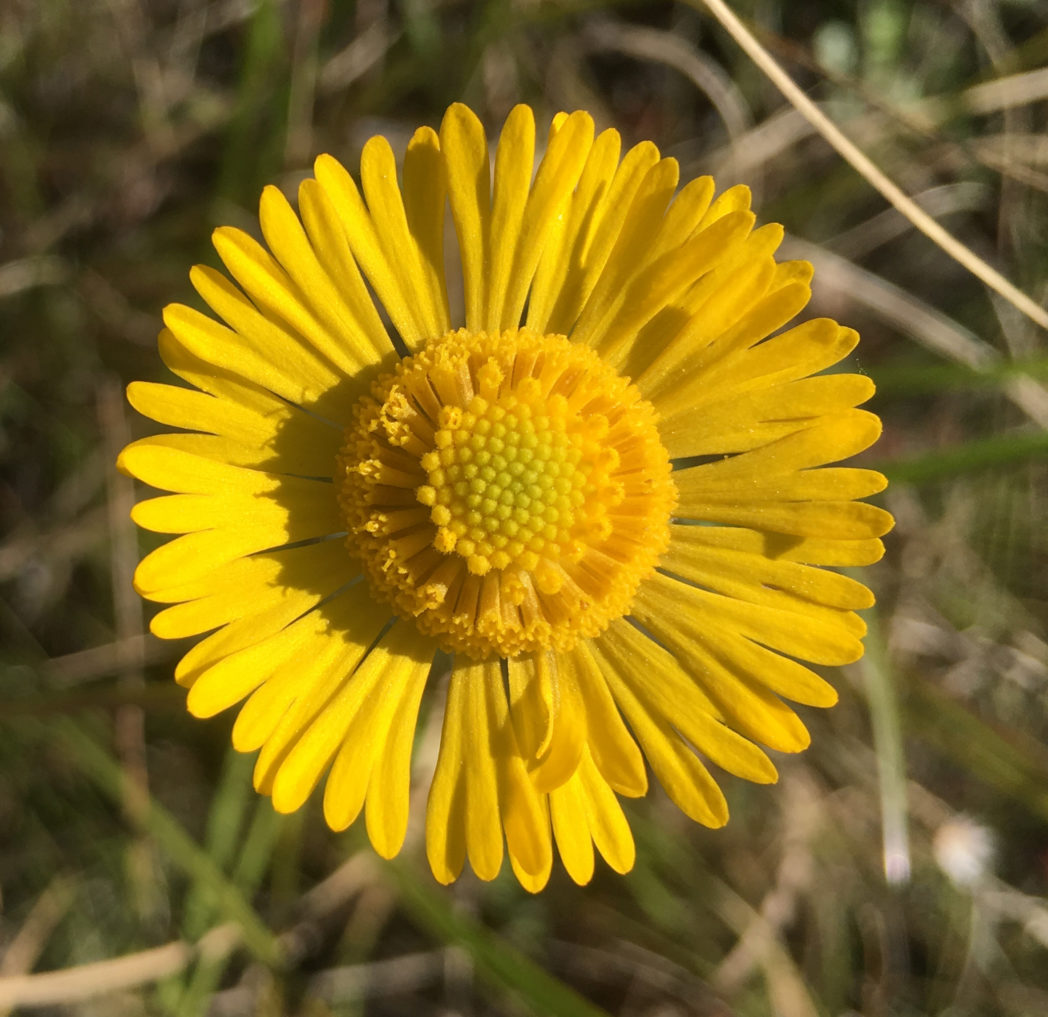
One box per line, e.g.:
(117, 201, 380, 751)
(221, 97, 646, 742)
(336, 328, 676, 660)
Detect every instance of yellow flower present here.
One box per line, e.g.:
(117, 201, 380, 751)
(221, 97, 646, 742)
(120, 103, 892, 891)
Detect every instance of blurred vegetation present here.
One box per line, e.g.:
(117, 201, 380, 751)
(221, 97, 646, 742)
(2, 0, 1047, 1014)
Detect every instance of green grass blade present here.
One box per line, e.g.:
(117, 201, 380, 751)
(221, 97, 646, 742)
(858, 607, 911, 884)
(870, 357, 1048, 395)
(876, 430, 1048, 484)
(46, 717, 283, 967)
(388, 862, 612, 1017)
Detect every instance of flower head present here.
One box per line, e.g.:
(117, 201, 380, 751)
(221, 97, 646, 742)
(120, 103, 892, 890)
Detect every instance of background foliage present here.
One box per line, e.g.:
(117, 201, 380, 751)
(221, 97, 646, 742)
(2, 0, 1047, 1014)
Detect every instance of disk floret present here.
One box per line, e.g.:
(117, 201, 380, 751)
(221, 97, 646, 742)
(337, 328, 676, 660)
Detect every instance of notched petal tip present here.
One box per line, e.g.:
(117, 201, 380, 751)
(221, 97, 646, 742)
(847, 373, 878, 406)
(836, 324, 861, 358)
(761, 221, 786, 248)
(408, 124, 440, 148)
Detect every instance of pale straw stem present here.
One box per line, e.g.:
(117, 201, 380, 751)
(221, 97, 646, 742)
(689, 0, 1048, 332)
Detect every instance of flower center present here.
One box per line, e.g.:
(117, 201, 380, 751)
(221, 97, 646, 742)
(336, 328, 676, 660)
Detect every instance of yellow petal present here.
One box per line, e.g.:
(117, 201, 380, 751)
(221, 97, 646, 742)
(699, 317, 859, 395)
(528, 134, 659, 336)
(659, 373, 876, 459)
(510, 851, 553, 894)
(576, 753, 635, 875)
(559, 644, 647, 797)
(577, 210, 754, 361)
(629, 582, 823, 750)
(564, 155, 680, 343)
(589, 631, 729, 827)
(323, 631, 426, 835)
(188, 582, 386, 723)
(460, 660, 504, 880)
(256, 186, 385, 372)
(486, 104, 535, 330)
(125, 385, 341, 477)
(359, 135, 449, 342)
(489, 679, 553, 881)
(640, 570, 864, 669)
(594, 619, 779, 781)
(126, 378, 321, 443)
(549, 749, 637, 884)
(402, 126, 451, 336)
(660, 174, 716, 249)
(678, 254, 803, 370)
(677, 497, 894, 540)
(440, 103, 490, 333)
(189, 262, 334, 382)
(668, 521, 885, 567)
(149, 539, 352, 637)
(269, 625, 393, 812)
(134, 491, 336, 597)
(170, 564, 352, 691)
(313, 153, 429, 349)
(210, 225, 357, 378)
(160, 303, 347, 423)
(550, 775, 595, 885)
(699, 182, 751, 224)
(508, 651, 585, 793)
(153, 327, 343, 428)
(507, 651, 553, 763)
(702, 626, 838, 709)
(129, 480, 323, 535)
(426, 661, 504, 881)
(666, 524, 874, 608)
(120, 440, 276, 495)
(495, 109, 593, 330)
(132, 504, 339, 591)
(365, 625, 435, 857)
(249, 598, 392, 787)
(185, 612, 310, 719)
(679, 410, 883, 480)
(297, 177, 393, 362)
(270, 620, 430, 818)
(425, 669, 468, 885)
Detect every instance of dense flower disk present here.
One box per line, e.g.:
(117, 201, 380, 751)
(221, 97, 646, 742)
(120, 102, 892, 890)
(337, 327, 676, 660)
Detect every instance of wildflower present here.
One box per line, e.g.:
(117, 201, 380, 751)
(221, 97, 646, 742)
(934, 816, 995, 888)
(120, 103, 892, 890)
